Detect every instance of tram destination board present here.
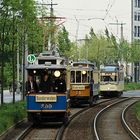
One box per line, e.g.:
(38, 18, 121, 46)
(36, 95, 57, 102)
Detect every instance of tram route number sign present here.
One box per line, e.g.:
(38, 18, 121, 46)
(27, 54, 36, 63)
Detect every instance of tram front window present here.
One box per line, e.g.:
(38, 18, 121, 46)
(31, 69, 67, 93)
(54, 75, 66, 92)
(71, 70, 89, 83)
(101, 75, 117, 82)
(71, 71, 75, 83)
(82, 71, 88, 83)
(76, 71, 81, 83)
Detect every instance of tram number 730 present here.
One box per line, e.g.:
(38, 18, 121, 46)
(41, 103, 52, 109)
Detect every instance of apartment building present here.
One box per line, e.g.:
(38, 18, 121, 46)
(132, 0, 140, 82)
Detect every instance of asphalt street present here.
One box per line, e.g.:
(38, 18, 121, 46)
(0, 90, 22, 105)
(0, 90, 140, 105)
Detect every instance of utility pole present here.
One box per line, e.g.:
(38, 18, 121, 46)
(37, 0, 65, 52)
(47, 0, 58, 51)
(75, 17, 80, 60)
(109, 22, 126, 41)
(36, 0, 58, 51)
(115, 17, 119, 35)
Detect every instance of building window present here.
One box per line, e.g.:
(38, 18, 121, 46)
(138, 0, 140, 7)
(135, 0, 138, 7)
(138, 12, 140, 21)
(134, 12, 137, 20)
(138, 26, 140, 37)
(134, 26, 137, 37)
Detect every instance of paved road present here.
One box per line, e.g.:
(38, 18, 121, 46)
(0, 90, 22, 105)
(0, 90, 140, 105)
(122, 90, 140, 97)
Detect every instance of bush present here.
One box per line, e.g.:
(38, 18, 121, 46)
(0, 101, 26, 135)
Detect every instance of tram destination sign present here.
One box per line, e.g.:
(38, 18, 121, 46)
(27, 54, 36, 63)
(36, 95, 57, 102)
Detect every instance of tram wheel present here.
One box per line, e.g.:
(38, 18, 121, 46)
(117, 92, 122, 97)
(63, 113, 69, 125)
(93, 96, 98, 104)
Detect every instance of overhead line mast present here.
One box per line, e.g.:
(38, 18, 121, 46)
(109, 22, 126, 41)
(36, 0, 65, 51)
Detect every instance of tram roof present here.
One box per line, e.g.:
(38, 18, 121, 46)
(26, 64, 66, 70)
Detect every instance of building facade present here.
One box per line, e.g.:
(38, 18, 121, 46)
(132, 0, 140, 82)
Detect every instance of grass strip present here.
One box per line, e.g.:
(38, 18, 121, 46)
(124, 82, 140, 91)
(0, 101, 26, 134)
(135, 101, 140, 121)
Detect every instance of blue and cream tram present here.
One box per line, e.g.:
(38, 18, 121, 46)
(26, 51, 70, 124)
(100, 64, 124, 97)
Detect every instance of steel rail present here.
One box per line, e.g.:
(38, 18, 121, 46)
(93, 97, 132, 140)
(55, 98, 117, 140)
(16, 124, 33, 140)
(121, 100, 140, 140)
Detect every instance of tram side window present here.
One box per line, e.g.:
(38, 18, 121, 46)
(88, 71, 91, 83)
(119, 73, 124, 81)
(76, 71, 81, 83)
(71, 71, 75, 83)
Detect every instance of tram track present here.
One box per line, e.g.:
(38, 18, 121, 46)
(15, 98, 113, 140)
(2, 97, 138, 140)
(121, 100, 140, 140)
(14, 104, 89, 140)
(93, 97, 140, 140)
(56, 97, 120, 140)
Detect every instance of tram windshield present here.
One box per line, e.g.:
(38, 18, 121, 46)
(71, 70, 91, 83)
(26, 69, 66, 93)
(101, 75, 117, 82)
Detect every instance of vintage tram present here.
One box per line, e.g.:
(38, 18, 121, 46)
(100, 64, 124, 97)
(26, 51, 70, 124)
(70, 61, 100, 106)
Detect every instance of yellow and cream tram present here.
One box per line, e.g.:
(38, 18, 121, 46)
(100, 64, 124, 97)
(70, 61, 99, 106)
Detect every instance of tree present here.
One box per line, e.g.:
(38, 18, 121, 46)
(57, 26, 71, 57)
(0, 0, 40, 102)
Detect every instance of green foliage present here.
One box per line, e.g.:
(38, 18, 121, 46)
(79, 28, 119, 67)
(0, 101, 26, 134)
(0, 0, 45, 87)
(77, 27, 138, 68)
(131, 40, 140, 62)
(57, 26, 71, 57)
(135, 101, 140, 121)
(124, 82, 140, 91)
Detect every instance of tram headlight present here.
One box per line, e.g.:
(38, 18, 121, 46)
(82, 70, 86, 75)
(54, 70, 61, 77)
(33, 70, 36, 74)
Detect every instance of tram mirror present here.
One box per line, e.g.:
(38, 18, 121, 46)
(54, 70, 61, 77)
(82, 70, 86, 75)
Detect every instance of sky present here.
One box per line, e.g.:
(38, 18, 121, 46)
(41, 0, 131, 41)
